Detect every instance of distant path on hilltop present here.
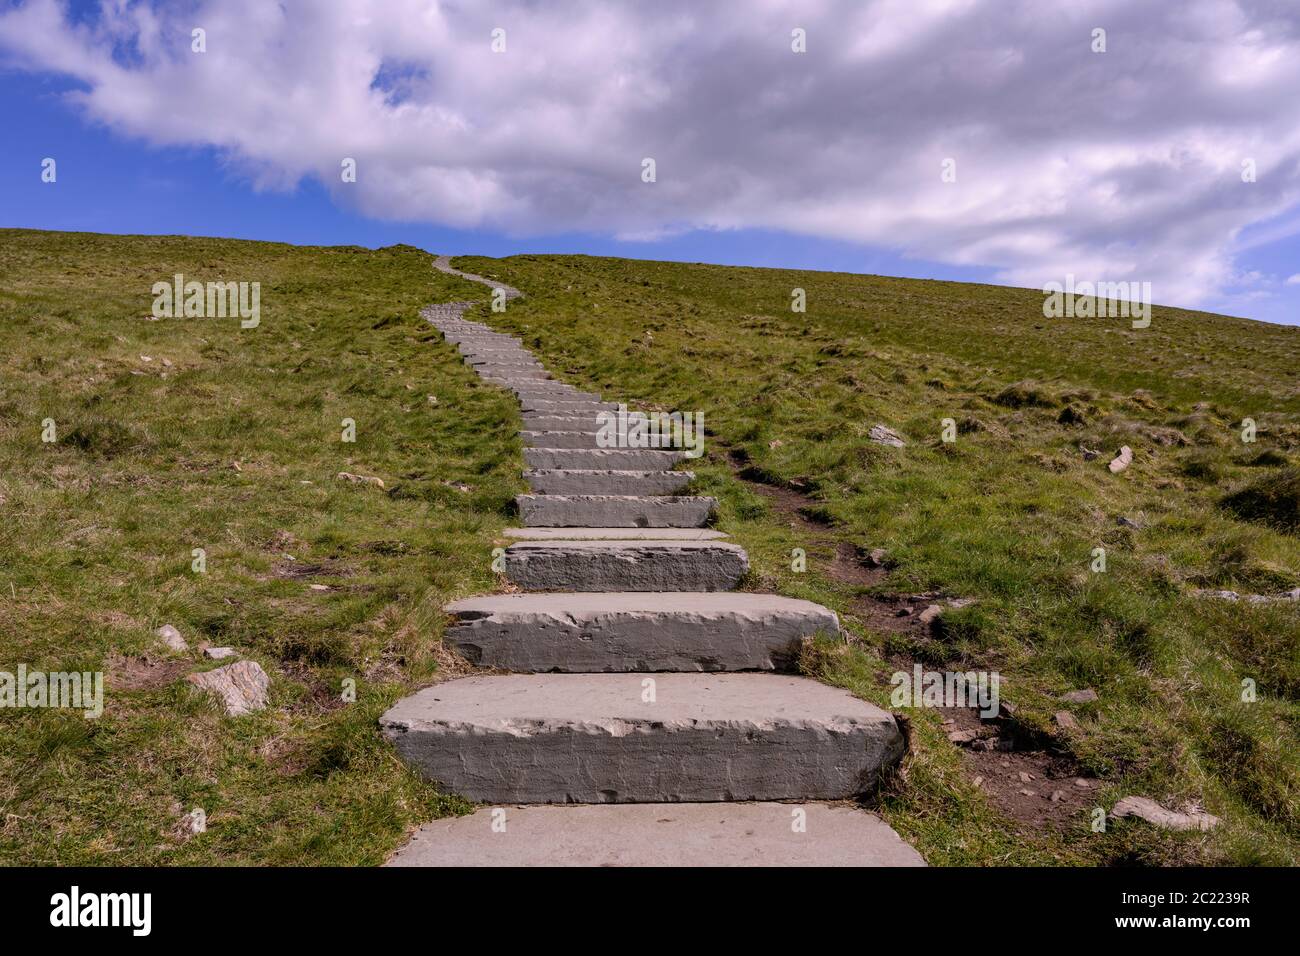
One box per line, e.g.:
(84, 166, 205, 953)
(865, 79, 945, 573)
(432, 254, 524, 300)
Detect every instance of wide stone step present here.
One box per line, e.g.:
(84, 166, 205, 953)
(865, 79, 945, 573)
(520, 415, 604, 433)
(458, 346, 533, 357)
(521, 399, 618, 413)
(524, 448, 687, 470)
(387, 803, 924, 867)
(467, 354, 542, 366)
(523, 469, 693, 495)
(519, 430, 607, 448)
(445, 334, 521, 345)
(497, 385, 602, 401)
(444, 592, 839, 672)
(503, 539, 747, 591)
(503, 527, 728, 540)
(517, 494, 716, 528)
(380, 673, 904, 803)
(477, 368, 553, 380)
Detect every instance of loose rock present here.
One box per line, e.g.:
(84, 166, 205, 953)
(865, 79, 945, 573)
(918, 604, 944, 625)
(868, 424, 907, 447)
(180, 808, 206, 835)
(337, 471, 385, 489)
(1110, 796, 1219, 832)
(157, 624, 188, 652)
(1108, 446, 1133, 473)
(1061, 689, 1098, 704)
(1054, 710, 1081, 732)
(186, 660, 270, 716)
(204, 647, 236, 660)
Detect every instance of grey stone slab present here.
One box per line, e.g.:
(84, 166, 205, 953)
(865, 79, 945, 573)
(520, 430, 606, 448)
(507, 386, 600, 400)
(475, 366, 551, 377)
(468, 356, 543, 368)
(521, 430, 693, 450)
(520, 415, 604, 433)
(504, 539, 747, 591)
(502, 527, 728, 540)
(444, 334, 521, 345)
(517, 494, 716, 528)
(380, 673, 904, 803)
(386, 802, 924, 867)
(458, 346, 533, 357)
(523, 469, 694, 495)
(520, 401, 619, 415)
(443, 591, 839, 672)
(524, 448, 687, 470)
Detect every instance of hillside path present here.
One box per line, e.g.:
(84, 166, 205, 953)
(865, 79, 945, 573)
(380, 255, 924, 866)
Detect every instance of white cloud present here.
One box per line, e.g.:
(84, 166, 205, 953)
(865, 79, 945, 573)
(1287, 274, 1300, 285)
(3, 0, 1300, 310)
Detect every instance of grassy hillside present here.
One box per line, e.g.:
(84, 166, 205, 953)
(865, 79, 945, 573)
(0, 229, 1295, 865)
(0, 229, 519, 863)
(452, 252, 1299, 865)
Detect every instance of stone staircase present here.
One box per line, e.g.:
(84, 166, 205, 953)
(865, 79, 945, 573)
(381, 269, 922, 865)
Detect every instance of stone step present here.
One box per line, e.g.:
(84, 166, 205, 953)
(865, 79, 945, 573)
(520, 415, 604, 433)
(503, 539, 747, 591)
(521, 402, 619, 417)
(495, 384, 602, 401)
(468, 356, 544, 368)
(524, 448, 687, 470)
(444, 592, 839, 672)
(523, 469, 693, 495)
(520, 431, 692, 450)
(517, 494, 716, 528)
(476, 368, 552, 380)
(502, 527, 728, 540)
(519, 430, 605, 449)
(444, 334, 521, 345)
(458, 346, 533, 357)
(380, 673, 904, 803)
(387, 803, 924, 867)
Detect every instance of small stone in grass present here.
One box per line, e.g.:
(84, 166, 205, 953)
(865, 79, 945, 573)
(181, 808, 206, 835)
(1061, 689, 1098, 704)
(1110, 796, 1219, 832)
(1108, 445, 1133, 473)
(1054, 711, 1081, 732)
(157, 624, 187, 652)
(204, 647, 236, 660)
(337, 471, 385, 489)
(186, 660, 270, 716)
(868, 424, 907, 447)
(864, 548, 889, 568)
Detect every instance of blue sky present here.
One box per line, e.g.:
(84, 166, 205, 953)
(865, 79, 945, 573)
(2, 0, 1298, 325)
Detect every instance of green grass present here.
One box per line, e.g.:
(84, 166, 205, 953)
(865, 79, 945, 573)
(0, 229, 520, 864)
(1, 230, 1295, 865)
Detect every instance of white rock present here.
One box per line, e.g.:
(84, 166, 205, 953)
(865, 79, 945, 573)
(1108, 446, 1133, 473)
(868, 424, 907, 447)
(204, 647, 236, 660)
(337, 471, 385, 489)
(157, 624, 188, 651)
(1110, 795, 1219, 832)
(186, 660, 270, 716)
